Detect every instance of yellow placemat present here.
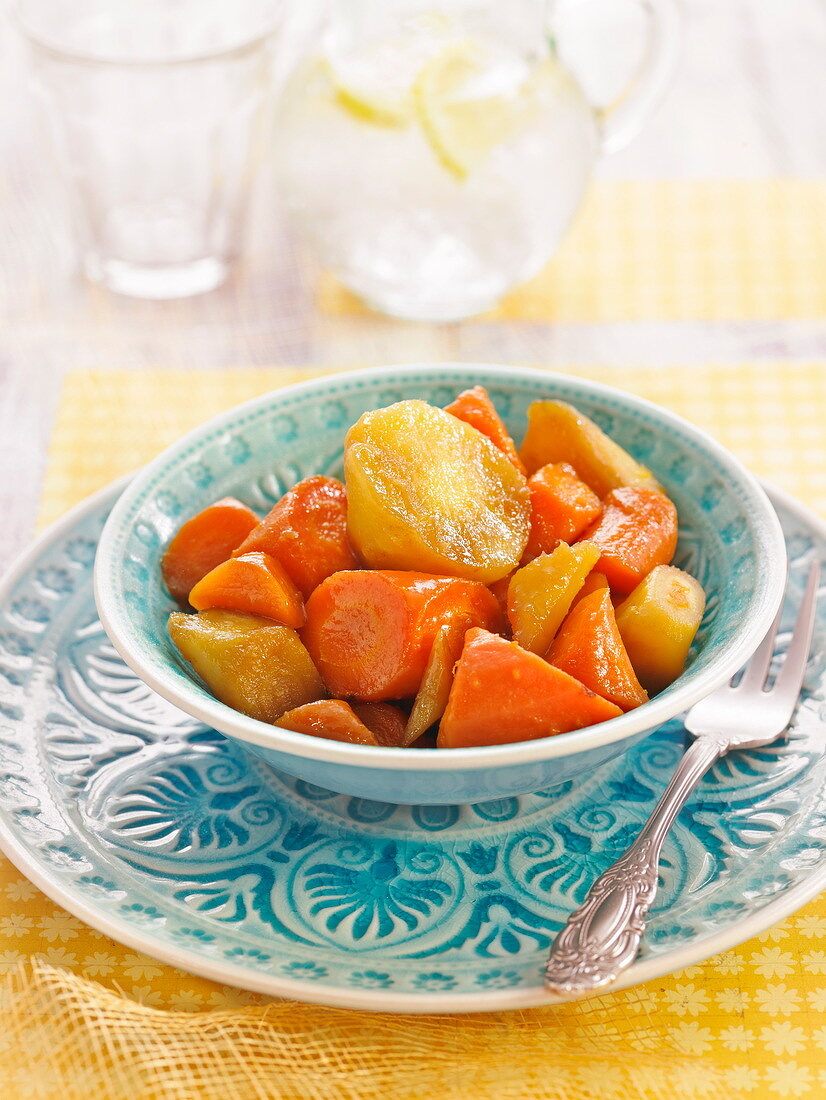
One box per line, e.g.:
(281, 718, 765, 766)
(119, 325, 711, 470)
(318, 180, 826, 322)
(3, 363, 826, 1100)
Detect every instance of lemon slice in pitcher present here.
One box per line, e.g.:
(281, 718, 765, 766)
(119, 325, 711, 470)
(414, 40, 538, 179)
(325, 15, 457, 127)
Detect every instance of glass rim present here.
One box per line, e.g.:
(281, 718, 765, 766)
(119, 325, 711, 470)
(12, 2, 282, 68)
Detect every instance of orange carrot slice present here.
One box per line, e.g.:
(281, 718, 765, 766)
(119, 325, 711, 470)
(438, 628, 622, 748)
(581, 487, 678, 594)
(570, 570, 609, 608)
(188, 552, 305, 629)
(444, 386, 525, 474)
(277, 700, 380, 746)
(235, 476, 358, 599)
(523, 462, 602, 561)
(351, 702, 409, 746)
(161, 498, 259, 605)
(547, 588, 648, 711)
(302, 570, 500, 701)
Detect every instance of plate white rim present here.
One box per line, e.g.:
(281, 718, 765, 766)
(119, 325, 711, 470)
(0, 477, 820, 1013)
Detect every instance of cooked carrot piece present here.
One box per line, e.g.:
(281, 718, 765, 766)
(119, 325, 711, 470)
(581, 487, 678, 594)
(405, 622, 464, 744)
(161, 498, 259, 605)
(507, 541, 600, 654)
(278, 699, 407, 747)
(234, 476, 358, 599)
(351, 701, 409, 746)
(547, 588, 648, 711)
(438, 628, 622, 748)
(302, 570, 500, 701)
(444, 386, 525, 474)
(522, 462, 602, 561)
(571, 570, 609, 607)
(277, 700, 380, 746)
(188, 552, 305, 629)
(519, 401, 659, 495)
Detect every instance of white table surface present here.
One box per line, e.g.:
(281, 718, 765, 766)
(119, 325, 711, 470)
(1, 0, 825, 572)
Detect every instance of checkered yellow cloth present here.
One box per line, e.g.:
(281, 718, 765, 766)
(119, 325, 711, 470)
(3, 363, 826, 1100)
(318, 180, 826, 321)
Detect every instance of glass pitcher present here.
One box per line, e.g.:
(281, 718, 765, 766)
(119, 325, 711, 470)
(276, 0, 680, 321)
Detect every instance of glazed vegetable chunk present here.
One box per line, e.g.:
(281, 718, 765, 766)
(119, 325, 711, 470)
(277, 700, 380, 745)
(405, 622, 464, 744)
(303, 569, 500, 700)
(345, 400, 530, 583)
(277, 699, 407, 746)
(615, 565, 706, 693)
(547, 588, 648, 711)
(507, 541, 600, 655)
(570, 570, 610, 608)
(582, 487, 678, 594)
(438, 628, 622, 748)
(519, 401, 659, 496)
(161, 497, 259, 605)
(352, 702, 409, 746)
(234, 476, 358, 598)
(444, 385, 525, 473)
(523, 462, 602, 561)
(168, 610, 324, 723)
(188, 552, 305, 628)
(158, 388, 707, 749)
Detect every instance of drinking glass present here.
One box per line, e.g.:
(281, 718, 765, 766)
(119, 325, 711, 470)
(16, 1, 280, 299)
(275, 0, 680, 321)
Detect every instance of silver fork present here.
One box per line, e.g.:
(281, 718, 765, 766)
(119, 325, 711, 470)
(544, 562, 821, 997)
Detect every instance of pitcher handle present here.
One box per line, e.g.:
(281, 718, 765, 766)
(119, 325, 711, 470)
(553, 0, 683, 154)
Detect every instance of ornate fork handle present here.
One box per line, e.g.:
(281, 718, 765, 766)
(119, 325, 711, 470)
(545, 733, 726, 995)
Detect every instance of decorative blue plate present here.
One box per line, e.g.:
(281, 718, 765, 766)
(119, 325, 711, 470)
(0, 480, 823, 1012)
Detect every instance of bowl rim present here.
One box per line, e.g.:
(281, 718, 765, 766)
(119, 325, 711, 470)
(94, 362, 788, 771)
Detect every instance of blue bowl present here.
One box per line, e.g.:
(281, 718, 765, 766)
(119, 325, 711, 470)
(94, 364, 786, 804)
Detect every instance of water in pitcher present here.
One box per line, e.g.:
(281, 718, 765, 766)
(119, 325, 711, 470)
(276, 11, 597, 320)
